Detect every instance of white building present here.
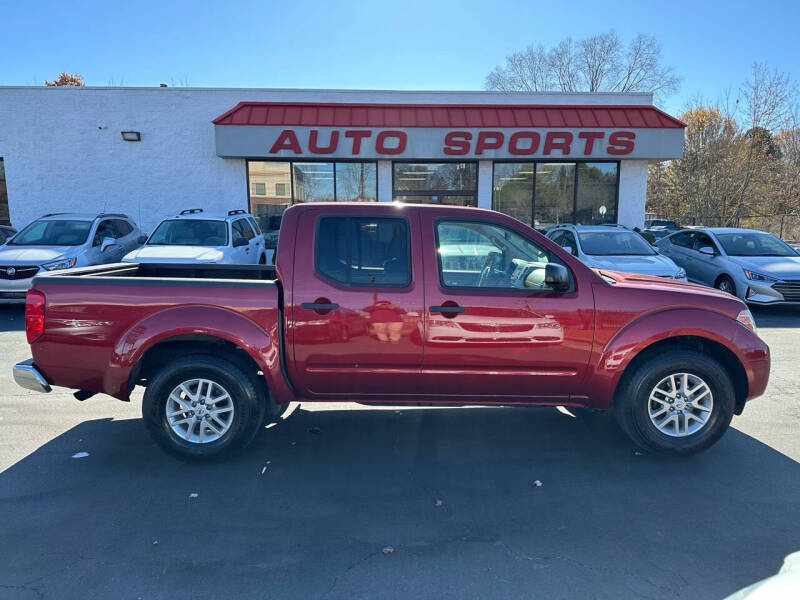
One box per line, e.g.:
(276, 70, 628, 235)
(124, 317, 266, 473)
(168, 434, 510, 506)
(0, 86, 684, 243)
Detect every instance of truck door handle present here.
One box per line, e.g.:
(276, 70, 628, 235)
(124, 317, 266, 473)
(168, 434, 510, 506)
(301, 301, 339, 312)
(430, 305, 466, 314)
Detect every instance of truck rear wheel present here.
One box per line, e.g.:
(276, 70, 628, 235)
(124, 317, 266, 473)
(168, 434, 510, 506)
(614, 350, 735, 455)
(142, 354, 264, 460)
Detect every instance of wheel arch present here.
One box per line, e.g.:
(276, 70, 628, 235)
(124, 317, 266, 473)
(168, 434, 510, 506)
(105, 305, 286, 402)
(612, 335, 748, 415)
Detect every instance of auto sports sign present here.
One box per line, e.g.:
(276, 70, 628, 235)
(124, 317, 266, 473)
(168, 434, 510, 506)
(213, 102, 686, 161)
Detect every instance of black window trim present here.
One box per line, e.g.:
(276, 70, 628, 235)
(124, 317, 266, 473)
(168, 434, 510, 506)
(491, 160, 620, 230)
(313, 214, 413, 290)
(433, 216, 576, 295)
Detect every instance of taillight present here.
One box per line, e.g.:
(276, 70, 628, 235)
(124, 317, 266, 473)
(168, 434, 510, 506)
(25, 290, 46, 344)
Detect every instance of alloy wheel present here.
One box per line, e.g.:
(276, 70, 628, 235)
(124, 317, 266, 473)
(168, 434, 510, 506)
(166, 378, 235, 444)
(647, 372, 713, 437)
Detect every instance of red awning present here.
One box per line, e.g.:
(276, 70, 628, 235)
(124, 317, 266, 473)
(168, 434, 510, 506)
(213, 102, 685, 129)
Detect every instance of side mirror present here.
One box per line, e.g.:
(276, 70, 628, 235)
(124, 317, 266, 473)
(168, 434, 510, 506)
(698, 246, 715, 256)
(545, 263, 571, 292)
(137, 235, 147, 244)
(100, 237, 116, 252)
(562, 245, 574, 255)
(233, 236, 249, 248)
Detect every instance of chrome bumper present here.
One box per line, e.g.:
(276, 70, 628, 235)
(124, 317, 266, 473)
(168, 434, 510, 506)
(13, 359, 52, 393)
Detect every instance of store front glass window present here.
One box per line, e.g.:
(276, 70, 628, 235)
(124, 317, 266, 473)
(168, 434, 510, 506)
(248, 161, 377, 250)
(534, 163, 576, 230)
(293, 162, 335, 203)
(335, 163, 377, 202)
(575, 162, 618, 225)
(393, 162, 477, 206)
(492, 163, 534, 226)
(249, 161, 292, 251)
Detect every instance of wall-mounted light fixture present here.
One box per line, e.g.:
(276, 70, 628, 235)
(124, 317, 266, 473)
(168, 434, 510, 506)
(121, 131, 141, 142)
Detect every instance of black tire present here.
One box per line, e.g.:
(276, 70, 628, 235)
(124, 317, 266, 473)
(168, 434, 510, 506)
(258, 254, 266, 265)
(715, 274, 736, 296)
(614, 350, 735, 455)
(142, 354, 265, 460)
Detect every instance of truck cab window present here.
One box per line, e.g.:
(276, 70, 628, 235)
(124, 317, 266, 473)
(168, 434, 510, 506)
(316, 217, 410, 286)
(436, 220, 566, 291)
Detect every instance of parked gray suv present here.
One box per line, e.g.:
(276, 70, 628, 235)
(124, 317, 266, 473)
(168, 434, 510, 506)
(656, 227, 800, 305)
(0, 213, 145, 302)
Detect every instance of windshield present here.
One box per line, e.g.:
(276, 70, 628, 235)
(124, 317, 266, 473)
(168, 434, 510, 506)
(578, 231, 656, 256)
(147, 219, 228, 247)
(715, 232, 797, 257)
(10, 219, 92, 246)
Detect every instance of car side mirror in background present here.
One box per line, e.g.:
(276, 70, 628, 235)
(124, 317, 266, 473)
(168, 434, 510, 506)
(100, 237, 116, 252)
(233, 237, 248, 248)
(562, 245, 573, 254)
(545, 263, 571, 292)
(137, 235, 147, 244)
(698, 246, 715, 256)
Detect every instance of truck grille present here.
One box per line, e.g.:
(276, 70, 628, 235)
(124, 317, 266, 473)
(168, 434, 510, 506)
(0, 265, 40, 280)
(772, 280, 800, 301)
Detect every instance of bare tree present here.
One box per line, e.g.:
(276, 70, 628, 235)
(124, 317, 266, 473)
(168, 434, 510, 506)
(485, 30, 680, 104)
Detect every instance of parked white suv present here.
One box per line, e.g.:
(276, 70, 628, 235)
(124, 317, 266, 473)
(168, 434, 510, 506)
(124, 209, 267, 265)
(0, 213, 145, 302)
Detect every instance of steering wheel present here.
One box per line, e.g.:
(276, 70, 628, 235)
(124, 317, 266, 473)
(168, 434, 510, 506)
(477, 251, 500, 288)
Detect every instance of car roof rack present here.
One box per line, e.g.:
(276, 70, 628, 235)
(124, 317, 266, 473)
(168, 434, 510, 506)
(97, 213, 130, 219)
(41, 212, 69, 217)
(227, 209, 247, 216)
(179, 208, 204, 215)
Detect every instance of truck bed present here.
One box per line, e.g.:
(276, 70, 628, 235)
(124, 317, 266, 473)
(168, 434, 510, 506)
(29, 262, 283, 401)
(36, 262, 278, 282)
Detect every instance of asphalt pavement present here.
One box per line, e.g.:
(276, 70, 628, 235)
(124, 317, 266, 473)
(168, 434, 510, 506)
(0, 305, 799, 599)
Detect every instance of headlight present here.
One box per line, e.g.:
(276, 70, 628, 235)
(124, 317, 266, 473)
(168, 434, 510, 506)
(42, 257, 77, 271)
(743, 269, 777, 283)
(674, 268, 686, 280)
(736, 309, 757, 335)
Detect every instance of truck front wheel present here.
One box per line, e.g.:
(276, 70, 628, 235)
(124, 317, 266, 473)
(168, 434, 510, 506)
(614, 350, 736, 455)
(142, 354, 264, 460)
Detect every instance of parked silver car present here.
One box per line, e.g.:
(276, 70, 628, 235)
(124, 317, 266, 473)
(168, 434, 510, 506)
(546, 224, 687, 280)
(656, 227, 800, 305)
(0, 213, 145, 302)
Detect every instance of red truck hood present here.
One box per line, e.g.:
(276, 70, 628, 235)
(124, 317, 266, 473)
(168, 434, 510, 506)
(596, 269, 742, 304)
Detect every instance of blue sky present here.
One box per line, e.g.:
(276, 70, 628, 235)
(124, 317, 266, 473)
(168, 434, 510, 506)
(1, 0, 797, 116)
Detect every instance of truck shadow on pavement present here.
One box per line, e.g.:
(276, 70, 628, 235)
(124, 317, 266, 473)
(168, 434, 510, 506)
(0, 306, 23, 332)
(0, 405, 798, 600)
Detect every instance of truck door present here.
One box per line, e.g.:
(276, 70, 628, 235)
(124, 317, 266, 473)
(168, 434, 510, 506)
(419, 210, 594, 401)
(289, 206, 425, 397)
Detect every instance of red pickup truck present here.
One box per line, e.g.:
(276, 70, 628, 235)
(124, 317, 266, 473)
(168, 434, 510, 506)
(13, 203, 770, 459)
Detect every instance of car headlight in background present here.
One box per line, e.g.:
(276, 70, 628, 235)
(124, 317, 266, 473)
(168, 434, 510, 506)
(736, 309, 757, 335)
(674, 268, 686, 280)
(743, 269, 777, 283)
(42, 257, 77, 271)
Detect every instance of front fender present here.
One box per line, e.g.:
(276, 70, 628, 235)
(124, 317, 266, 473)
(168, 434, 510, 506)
(584, 308, 768, 408)
(105, 305, 285, 401)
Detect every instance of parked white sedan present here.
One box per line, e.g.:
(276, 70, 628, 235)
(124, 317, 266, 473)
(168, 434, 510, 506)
(124, 209, 268, 265)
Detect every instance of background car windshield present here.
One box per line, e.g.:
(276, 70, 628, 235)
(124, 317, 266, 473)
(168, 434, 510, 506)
(715, 232, 796, 256)
(578, 231, 656, 255)
(10, 220, 92, 246)
(148, 220, 228, 246)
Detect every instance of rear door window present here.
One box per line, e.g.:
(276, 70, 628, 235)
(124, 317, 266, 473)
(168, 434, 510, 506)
(232, 218, 255, 240)
(316, 217, 410, 286)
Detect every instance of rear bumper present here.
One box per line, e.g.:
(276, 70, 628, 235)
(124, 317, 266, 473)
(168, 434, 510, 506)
(13, 359, 52, 393)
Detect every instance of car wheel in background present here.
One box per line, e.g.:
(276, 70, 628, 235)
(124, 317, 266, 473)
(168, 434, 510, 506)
(715, 274, 737, 296)
(258, 254, 266, 264)
(142, 354, 264, 460)
(614, 350, 735, 455)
